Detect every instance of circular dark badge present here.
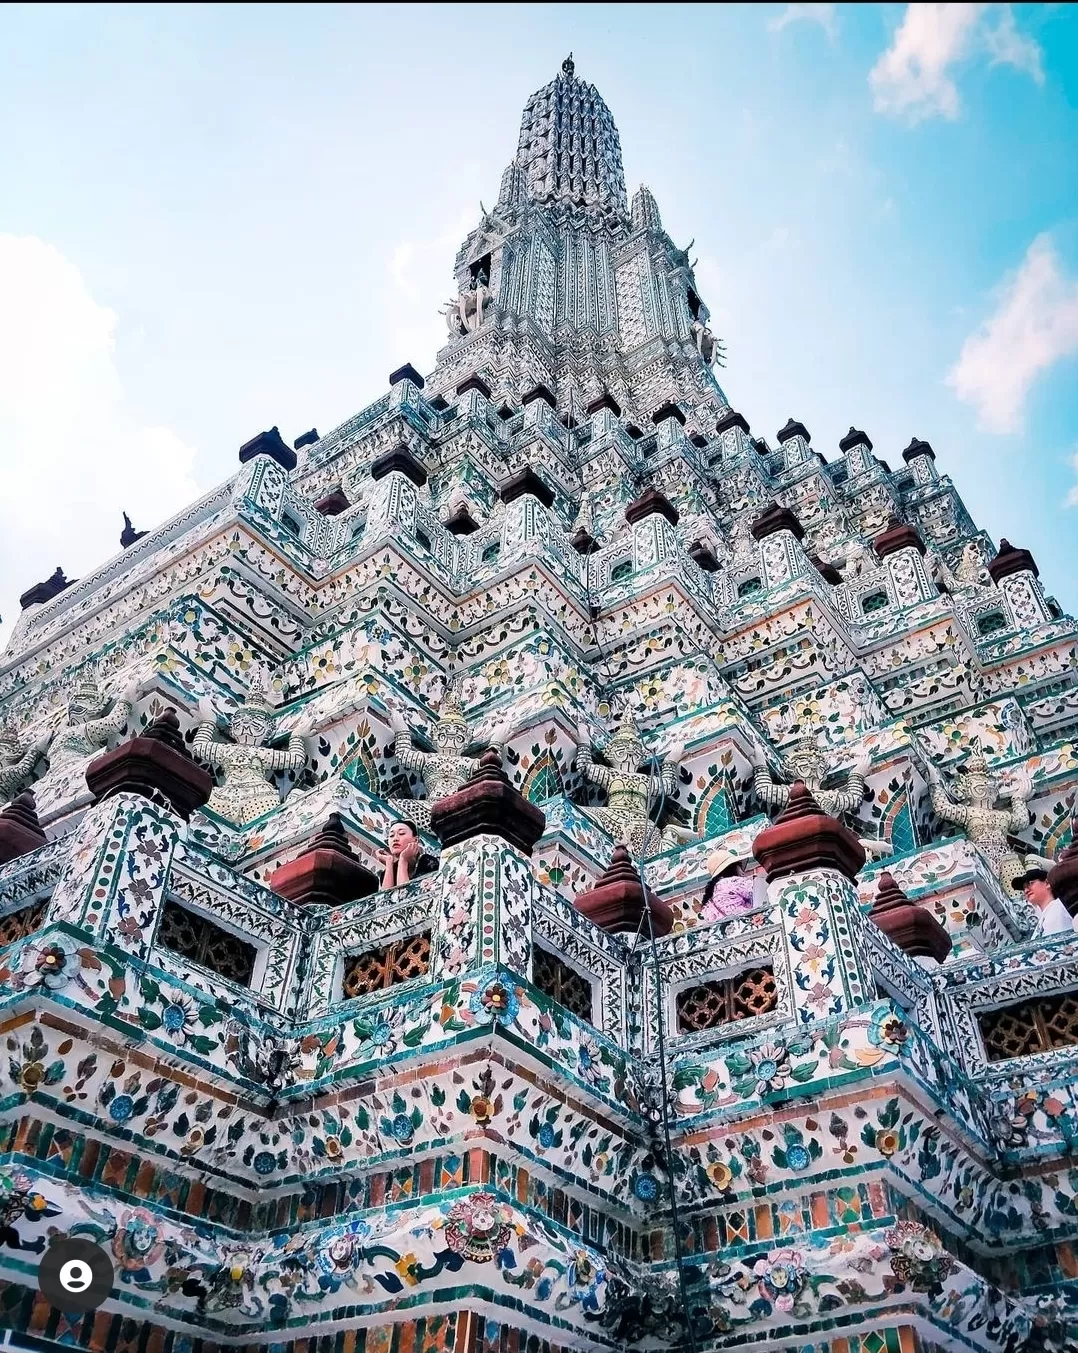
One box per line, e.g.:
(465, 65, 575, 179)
(38, 1238, 114, 1312)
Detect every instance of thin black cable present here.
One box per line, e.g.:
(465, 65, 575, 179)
(579, 486, 699, 1345)
(633, 759, 700, 1353)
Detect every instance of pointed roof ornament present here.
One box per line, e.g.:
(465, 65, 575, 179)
(574, 843, 672, 936)
(269, 813, 379, 906)
(868, 870, 952, 964)
(238, 426, 297, 472)
(562, 53, 575, 76)
(120, 513, 147, 549)
(0, 791, 47, 865)
(19, 567, 72, 611)
(85, 710, 213, 820)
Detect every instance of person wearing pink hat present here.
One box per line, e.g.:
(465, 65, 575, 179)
(700, 848, 755, 922)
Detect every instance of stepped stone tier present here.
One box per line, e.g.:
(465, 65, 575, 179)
(3, 55, 1078, 1353)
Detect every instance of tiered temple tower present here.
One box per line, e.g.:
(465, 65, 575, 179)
(2, 58, 1078, 1353)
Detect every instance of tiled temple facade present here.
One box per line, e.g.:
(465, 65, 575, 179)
(1, 56, 1077, 1353)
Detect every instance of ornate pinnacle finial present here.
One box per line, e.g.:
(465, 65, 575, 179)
(73, 673, 102, 706)
(120, 511, 147, 548)
(306, 813, 358, 858)
(562, 53, 575, 76)
(439, 678, 468, 728)
(1, 792, 43, 836)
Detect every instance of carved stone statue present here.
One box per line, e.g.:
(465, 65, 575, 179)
(955, 542, 991, 588)
(842, 538, 878, 582)
(690, 319, 721, 366)
(193, 671, 307, 824)
(726, 512, 758, 572)
(0, 719, 52, 805)
(927, 550, 958, 594)
(753, 736, 891, 857)
(49, 675, 136, 768)
(574, 710, 691, 857)
(224, 1008, 299, 1094)
(681, 511, 724, 559)
(387, 690, 509, 832)
(442, 270, 489, 337)
(925, 743, 1032, 896)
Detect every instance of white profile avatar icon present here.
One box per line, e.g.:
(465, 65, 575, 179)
(38, 1237, 114, 1312)
(59, 1258, 94, 1293)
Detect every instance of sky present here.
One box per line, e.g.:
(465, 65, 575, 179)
(1, 2, 1077, 640)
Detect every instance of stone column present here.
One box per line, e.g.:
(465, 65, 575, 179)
(988, 539, 1051, 627)
(838, 426, 874, 478)
(653, 409, 689, 457)
(47, 793, 180, 962)
(428, 750, 546, 981)
(387, 362, 425, 413)
(776, 416, 813, 470)
(753, 782, 873, 1025)
(715, 407, 755, 463)
(901, 436, 939, 488)
(873, 516, 934, 605)
(625, 487, 679, 571)
(750, 501, 808, 589)
(232, 452, 288, 518)
(366, 448, 426, 538)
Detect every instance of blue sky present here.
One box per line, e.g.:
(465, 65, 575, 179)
(1, 2, 1076, 637)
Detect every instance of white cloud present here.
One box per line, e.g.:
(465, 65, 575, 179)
(984, 4, 1044, 84)
(947, 234, 1078, 434)
(0, 235, 200, 646)
(768, 4, 837, 40)
(870, 3, 984, 122)
(870, 4, 1044, 124)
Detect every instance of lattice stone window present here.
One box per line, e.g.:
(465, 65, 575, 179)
(532, 946, 594, 1023)
(482, 541, 501, 565)
(978, 991, 1078, 1062)
(977, 611, 1007, 637)
(156, 900, 257, 987)
(281, 511, 303, 537)
(862, 591, 888, 615)
(342, 931, 431, 1000)
(676, 963, 777, 1034)
(415, 528, 432, 552)
(737, 577, 762, 600)
(0, 899, 47, 948)
(611, 559, 632, 583)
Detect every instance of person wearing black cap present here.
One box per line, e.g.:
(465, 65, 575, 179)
(1013, 858, 1076, 936)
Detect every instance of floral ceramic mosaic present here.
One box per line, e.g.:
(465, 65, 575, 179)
(1, 54, 1078, 1353)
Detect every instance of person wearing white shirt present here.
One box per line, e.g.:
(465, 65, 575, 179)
(1014, 863, 1077, 937)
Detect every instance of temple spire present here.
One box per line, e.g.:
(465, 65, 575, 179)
(515, 58, 627, 215)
